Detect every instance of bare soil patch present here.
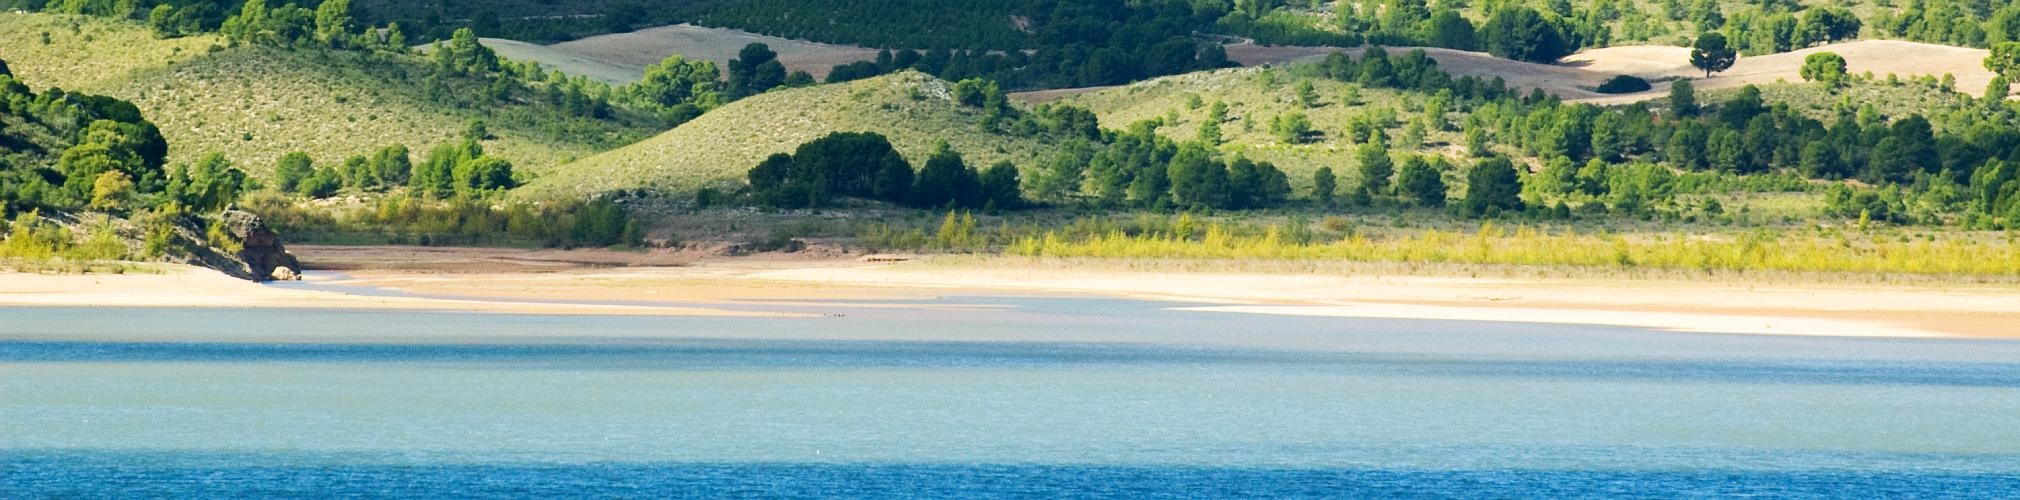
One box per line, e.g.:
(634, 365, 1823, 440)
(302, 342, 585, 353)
(480, 24, 880, 85)
(1017, 40, 1997, 105)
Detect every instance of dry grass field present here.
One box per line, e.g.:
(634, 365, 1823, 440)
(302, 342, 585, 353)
(478, 24, 880, 85)
(1023, 39, 2000, 104)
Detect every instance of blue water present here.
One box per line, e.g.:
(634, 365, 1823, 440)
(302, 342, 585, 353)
(4, 299, 2020, 497)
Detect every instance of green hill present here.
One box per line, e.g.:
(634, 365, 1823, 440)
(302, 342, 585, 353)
(1056, 66, 1455, 190)
(0, 13, 656, 179)
(1058, 63, 1985, 192)
(514, 71, 1074, 200)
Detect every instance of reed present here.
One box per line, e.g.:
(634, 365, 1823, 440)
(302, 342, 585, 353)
(1005, 221, 2020, 277)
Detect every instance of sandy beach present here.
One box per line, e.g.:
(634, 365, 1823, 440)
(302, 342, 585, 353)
(4, 246, 2016, 338)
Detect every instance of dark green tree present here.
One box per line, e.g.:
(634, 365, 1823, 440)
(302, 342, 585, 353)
(747, 153, 804, 207)
(1425, 9, 1479, 50)
(873, 157, 915, 203)
(1669, 79, 1699, 117)
(1167, 143, 1229, 209)
(1312, 166, 1337, 205)
(1481, 7, 1575, 63)
(371, 144, 412, 185)
(1800, 52, 1848, 89)
(1462, 157, 1524, 217)
(979, 160, 1023, 210)
(1690, 33, 1736, 77)
(274, 152, 315, 193)
(913, 145, 982, 209)
(727, 43, 786, 98)
(1397, 156, 1448, 207)
(1356, 133, 1394, 195)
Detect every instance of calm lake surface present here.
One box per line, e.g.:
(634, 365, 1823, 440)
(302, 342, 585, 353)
(4, 296, 2019, 497)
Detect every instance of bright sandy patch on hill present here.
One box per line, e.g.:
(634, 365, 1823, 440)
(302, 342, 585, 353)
(480, 24, 879, 85)
(1573, 40, 2000, 104)
(1025, 39, 1998, 104)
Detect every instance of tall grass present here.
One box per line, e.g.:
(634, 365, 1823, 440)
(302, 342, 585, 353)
(0, 211, 146, 274)
(1005, 221, 2020, 277)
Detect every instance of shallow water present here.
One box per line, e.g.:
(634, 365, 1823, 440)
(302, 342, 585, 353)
(4, 298, 2019, 496)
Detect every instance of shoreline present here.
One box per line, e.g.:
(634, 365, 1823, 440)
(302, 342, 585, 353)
(3, 246, 2016, 339)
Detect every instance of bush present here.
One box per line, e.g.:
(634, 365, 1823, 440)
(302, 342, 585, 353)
(1596, 75, 1651, 94)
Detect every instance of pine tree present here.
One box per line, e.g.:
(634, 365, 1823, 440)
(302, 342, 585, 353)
(1311, 166, 1337, 205)
(1356, 133, 1394, 195)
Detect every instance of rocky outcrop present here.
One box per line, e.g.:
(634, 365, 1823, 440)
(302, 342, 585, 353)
(218, 209, 301, 281)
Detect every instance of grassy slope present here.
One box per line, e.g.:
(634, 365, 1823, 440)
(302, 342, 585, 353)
(1058, 66, 1455, 192)
(515, 71, 1074, 200)
(1063, 64, 1984, 220)
(0, 13, 652, 179)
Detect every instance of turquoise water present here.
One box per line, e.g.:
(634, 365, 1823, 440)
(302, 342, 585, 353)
(4, 299, 2020, 496)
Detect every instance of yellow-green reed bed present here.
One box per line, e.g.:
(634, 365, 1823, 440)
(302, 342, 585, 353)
(1003, 222, 2020, 278)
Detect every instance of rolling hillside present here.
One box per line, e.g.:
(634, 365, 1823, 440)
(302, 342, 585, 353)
(1028, 40, 2001, 104)
(479, 24, 878, 86)
(1053, 66, 1455, 191)
(1055, 60, 1987, 192)
(514, 71, 1072, 200)
(0, 13, 656, 179)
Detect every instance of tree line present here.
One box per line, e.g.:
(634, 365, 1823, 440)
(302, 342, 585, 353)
(743, 133, 1025, 212)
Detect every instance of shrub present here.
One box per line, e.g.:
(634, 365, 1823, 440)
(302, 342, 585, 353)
(1596, 75, 1652, 94)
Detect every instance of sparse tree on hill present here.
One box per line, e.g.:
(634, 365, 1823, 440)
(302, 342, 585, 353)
(1311, 166, 1337, 205)
(1355, 133, 1393, 195)
(1271, 112, 1312, 144)
(1800, 52, 1848, 89)
(1669, 79, 1699, 116)
(1690, 33, 1736, 77)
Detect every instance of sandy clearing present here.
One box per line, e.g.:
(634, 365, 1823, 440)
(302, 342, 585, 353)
(749, 263, 2020, 339)
(1018, 39, 1998, 105)
(1558, 45, 1695, 76)
(478, 24, 880, 85)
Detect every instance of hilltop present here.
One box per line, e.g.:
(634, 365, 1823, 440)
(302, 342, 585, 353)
(1052, 66, 1456, 191)
(480, 24, 878, 86)
(1029, 39, 2000, 104)
(0, 13, 656, 178)
(514, 71, 1072, 200)
(1054, 58, 1986, 195)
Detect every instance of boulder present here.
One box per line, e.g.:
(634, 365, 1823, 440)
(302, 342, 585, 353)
(218, 209, 302, 281)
